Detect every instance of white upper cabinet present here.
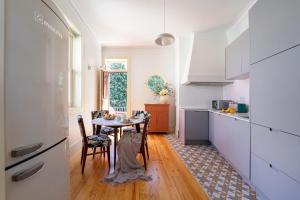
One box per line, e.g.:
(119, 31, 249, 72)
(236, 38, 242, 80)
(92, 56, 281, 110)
(249, 0, 300, 64)
(226, 29, 250, 80)
(240, 30, 250, 74)
(250, 45, 300, 136)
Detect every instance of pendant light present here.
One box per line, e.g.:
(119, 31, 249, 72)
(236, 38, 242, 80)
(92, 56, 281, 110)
(155, 0, 175, 46)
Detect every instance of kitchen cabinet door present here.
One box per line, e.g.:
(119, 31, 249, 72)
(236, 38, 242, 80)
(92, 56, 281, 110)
(249, 0, 300, 64)
(240, 29, 250, 75)
(226, 39, 241, 80)
(213, 114, 229, 154)
(210, 113, 250, 179)
(226, 117, 250, 179)
(148, 111, 157, 132)
(251, 124, 300, 183)
(145, 104, 169, 133)
(157, 111, 169, 132)
(225, 29, 249, 80)
(251, 154, 300, 200)
(250, 45, 300, 136)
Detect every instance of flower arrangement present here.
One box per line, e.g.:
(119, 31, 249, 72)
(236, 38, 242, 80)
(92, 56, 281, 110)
(146, 75, 174, 96)
(159, 88, 169, 96)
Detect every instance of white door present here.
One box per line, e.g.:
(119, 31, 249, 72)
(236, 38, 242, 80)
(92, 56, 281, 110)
(5, 0, 69, 167)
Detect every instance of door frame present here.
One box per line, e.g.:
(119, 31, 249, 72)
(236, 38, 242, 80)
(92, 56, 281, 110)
(103, 58, 131, 115)
(0, 0, 6, 198)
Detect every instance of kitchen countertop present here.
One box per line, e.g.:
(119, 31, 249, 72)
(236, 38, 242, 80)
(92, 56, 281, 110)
(180, 107, 250, 122)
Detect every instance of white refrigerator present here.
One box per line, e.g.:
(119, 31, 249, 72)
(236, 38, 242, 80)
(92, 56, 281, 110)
(4, 0, 69, 199)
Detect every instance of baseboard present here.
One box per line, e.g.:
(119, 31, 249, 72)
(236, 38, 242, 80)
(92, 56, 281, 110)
(69, 139, 82, 156)
(184, 140, 211, 145)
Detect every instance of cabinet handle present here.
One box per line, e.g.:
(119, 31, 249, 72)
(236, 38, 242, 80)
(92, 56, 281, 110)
(12, 162, 44, 182)
(11, 142, 44, 157)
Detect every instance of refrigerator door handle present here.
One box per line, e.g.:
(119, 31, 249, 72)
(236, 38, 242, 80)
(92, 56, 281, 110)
(11, 142, 44, 157)
(12, 161, 44, 182)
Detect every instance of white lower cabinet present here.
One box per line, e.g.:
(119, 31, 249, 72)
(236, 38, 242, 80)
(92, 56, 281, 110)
(251, 154, 300, 200)
(209, 112, 250, 179)
(251, 124, 300, 183)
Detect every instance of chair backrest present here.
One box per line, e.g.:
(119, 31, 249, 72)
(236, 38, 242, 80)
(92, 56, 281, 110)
(77, 115, 88, 147)
(91, 110, 109, 134)
(140, 113, 151, 149)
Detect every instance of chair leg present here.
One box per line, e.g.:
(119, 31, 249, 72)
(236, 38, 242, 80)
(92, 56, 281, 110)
(81, 147, 88, 174)
(93, 148, 96, 159)
(103, 147, 105, 158)
(80, 146, 84, 165)
(107, 146, 111, 170)
(145, 142, 149, 160)
(141, 147, 147, 170)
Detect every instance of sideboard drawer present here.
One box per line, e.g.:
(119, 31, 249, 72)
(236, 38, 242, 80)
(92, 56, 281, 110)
(145, 104, 169, 112)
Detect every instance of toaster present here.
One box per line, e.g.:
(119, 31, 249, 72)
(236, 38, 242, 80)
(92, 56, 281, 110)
(212, 100, 231, 110)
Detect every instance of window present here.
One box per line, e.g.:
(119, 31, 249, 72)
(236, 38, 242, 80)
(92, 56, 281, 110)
(102, 59, 128, 113)
(68, 31, 82, 108)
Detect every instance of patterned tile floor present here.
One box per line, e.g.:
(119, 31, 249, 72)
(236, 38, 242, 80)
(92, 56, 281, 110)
(165, 134, 257, 200)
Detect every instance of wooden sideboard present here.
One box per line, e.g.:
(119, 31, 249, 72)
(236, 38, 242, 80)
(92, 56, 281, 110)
(144, 104, 169, 133)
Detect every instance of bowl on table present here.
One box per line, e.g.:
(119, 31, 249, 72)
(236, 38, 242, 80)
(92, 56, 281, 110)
(103, 114, 116, 120)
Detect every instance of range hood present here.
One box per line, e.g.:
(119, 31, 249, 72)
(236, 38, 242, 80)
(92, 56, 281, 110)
(181, 29, 232, 86)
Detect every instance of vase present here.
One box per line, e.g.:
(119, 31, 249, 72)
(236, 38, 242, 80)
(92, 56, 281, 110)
(159, 95, 169, 104)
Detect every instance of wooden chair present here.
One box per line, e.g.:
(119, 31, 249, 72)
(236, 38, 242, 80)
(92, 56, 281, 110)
(123, 114, 150, 170)
(91, 110, 114, 135)
(77, 115, 111, 174)
(140, 114, 150, 170)
(143, 113, 151, 160)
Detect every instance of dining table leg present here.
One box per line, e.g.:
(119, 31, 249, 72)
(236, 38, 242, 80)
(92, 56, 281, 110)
(136, 123, 141, 133)
(113, 127, 118, 169)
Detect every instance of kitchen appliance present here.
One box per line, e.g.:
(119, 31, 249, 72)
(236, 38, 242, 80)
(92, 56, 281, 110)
(212, 100, 231, 110)
(4, 0, 69, 199)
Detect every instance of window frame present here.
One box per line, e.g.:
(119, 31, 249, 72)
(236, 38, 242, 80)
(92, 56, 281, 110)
(68, 30, 82, 111)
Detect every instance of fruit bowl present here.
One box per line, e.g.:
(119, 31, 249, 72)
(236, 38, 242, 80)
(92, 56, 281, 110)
(103, 114, 116, 120)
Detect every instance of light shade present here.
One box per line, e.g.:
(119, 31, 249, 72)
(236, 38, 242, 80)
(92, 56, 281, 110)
(155, 33, 175, 46)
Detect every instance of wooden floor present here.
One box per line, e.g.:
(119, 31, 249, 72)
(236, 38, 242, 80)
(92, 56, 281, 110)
(69, 134, 209, 200)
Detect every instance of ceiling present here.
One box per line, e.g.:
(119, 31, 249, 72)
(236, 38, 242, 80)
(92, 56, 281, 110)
(71, 0, 253, 47)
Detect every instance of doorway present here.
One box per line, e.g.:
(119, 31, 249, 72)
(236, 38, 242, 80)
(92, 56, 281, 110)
(102, 59, 129, 114)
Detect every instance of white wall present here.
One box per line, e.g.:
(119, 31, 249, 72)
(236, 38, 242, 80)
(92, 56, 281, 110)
(223, 79, 249, 103)
(0, 0, 5, 198)
(226, 0, 257, 44)
(102, 46, 176, 132)
(55, 0, 101, 149)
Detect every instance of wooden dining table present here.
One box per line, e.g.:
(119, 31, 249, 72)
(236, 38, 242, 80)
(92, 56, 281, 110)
(91, 117, 144, 169)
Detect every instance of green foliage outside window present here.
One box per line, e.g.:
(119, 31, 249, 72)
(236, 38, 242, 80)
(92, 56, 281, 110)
(109, 72, 127, 110)
(109, 62, 126, 70)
